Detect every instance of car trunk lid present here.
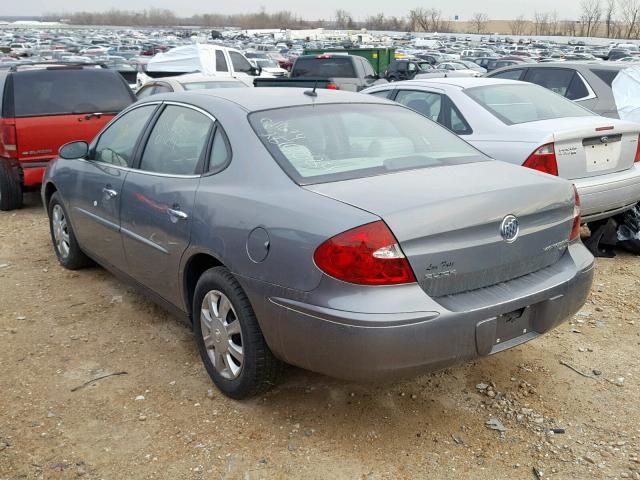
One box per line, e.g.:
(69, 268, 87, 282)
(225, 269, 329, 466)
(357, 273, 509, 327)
(306, 161, 575, 298)
(520, 118, 640, 180)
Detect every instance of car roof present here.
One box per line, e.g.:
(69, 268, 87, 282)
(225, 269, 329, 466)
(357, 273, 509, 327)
(396, 77, 522, 90)
(146, 87, 392, 112)
(493, 61, 630, 71)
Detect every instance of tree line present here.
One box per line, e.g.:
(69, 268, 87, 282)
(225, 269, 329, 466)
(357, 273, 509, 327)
(40, 3, 640, 39)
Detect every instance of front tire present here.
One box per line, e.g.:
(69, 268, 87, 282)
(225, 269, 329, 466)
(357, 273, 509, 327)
(193, 267, 282, 399)
(0, 160, 23, 211)
(48, 192, 91, 270)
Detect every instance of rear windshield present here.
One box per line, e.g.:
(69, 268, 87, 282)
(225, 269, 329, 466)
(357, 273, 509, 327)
(182, 81, 247, 90)
(292, 57, 356, 78)
(11, 69, 133, 117)
(465, 84, 594, 125)
(249, 103, 487, 185)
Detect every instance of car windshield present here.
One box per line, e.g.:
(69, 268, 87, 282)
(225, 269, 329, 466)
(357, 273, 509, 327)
(12, 69, 132, 117)
(256, 59, 278, 68)
(465, 84, 594, 125)
(249, 103, 488, 185)
(182, 81, 247, 90)
(292, 57, 356, 78)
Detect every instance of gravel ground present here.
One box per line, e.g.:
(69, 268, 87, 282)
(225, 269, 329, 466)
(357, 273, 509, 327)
(1, 194, 639, 480)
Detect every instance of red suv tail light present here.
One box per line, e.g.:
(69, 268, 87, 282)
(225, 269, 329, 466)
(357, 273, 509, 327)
(570, 185, 581, 241)
(635, 134, 640, 162)
(314, 221, 417, 285)
(523, 143, 558, 176)
(0, 120, 17, 159)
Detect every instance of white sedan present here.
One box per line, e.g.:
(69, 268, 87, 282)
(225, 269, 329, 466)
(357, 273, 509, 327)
(136, 74, 249, 98)
(363, 78, 640, 223)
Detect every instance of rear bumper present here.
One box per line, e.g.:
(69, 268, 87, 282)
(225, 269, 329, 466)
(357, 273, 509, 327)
(240, 243, 594, 381)
(574, 164, 640, 222)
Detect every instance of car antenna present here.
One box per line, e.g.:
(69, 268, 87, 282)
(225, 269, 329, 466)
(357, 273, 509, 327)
(304, 80, 319, 97)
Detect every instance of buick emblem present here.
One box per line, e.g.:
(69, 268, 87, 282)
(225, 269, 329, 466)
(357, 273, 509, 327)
(500, 215, 519, 243)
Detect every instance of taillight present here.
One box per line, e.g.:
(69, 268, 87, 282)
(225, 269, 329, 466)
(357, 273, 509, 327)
(314, 221, 416, 285)
(326, 83, 338, 90)
(523, 143, 558, 176)
(0, 120, 17, 159)
(635, 134, 640, 162)
(570, 185, 581, 241)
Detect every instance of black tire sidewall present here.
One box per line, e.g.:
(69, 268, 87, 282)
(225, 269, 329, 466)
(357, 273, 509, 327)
(0, 160, 23, 211)
(47, 192, 89, 270)
(193, 267, 269, 400)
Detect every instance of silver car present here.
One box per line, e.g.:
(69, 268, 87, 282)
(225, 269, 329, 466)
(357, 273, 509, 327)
(42, 88, 594, 399)
(364, 78, 640, 222)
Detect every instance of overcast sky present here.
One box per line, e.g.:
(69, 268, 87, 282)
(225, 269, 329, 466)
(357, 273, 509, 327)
(2, 1, 582, 21)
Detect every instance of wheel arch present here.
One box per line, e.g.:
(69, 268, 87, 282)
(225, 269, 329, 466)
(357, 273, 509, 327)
(182, 252, 226, 322)
(43, 181, 58, 210)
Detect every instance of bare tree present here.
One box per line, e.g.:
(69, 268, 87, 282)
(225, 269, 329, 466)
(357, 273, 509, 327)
(619, 0, 640, 38)
(334, 9, 351, 29)
(532, 12, 550, 36)
(408, 8, 451, 32)
(509, 14, 528, 35)
(604, 0, 616, 37)
(579, 0, 602, 37)
(470, 12, 490, 34)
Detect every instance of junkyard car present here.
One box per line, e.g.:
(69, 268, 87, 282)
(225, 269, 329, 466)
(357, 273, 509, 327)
(43, 89, 594, 399)
(364, 78, 640, 223)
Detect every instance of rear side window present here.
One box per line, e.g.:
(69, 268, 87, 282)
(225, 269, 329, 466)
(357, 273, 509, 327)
(216, 50, 229, 72)
(395, 90, 442, 122)
(11, 69, 133, 117)
(524, 68, 575, 97)
(292, 57, 356, 78)
(591, 69, 620, 87)
(139, 105, 212, 175)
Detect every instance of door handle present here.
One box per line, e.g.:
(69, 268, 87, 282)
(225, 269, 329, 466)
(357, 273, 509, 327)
(102, 187, 118, 198)
(167, 208, 188, 221)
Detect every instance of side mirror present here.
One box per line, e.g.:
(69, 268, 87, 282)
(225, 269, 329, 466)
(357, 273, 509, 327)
(59, 141, 89, 160)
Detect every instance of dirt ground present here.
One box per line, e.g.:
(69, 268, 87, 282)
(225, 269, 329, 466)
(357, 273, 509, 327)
(1, 194, 639, 480)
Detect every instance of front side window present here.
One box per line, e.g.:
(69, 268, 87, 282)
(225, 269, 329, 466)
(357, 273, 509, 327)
(465, 84, 594, 125)
(229, 52, 253, 74)
(93, 105, 156, 167)
(139, 105, 212, 175)
(249, 104, 487, 185)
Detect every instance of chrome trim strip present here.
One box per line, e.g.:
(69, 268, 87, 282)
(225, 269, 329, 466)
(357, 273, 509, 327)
(74, 207, 120, 232)
(120, 226, 170, 255)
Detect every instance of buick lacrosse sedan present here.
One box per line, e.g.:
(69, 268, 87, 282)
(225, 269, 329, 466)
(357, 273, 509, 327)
(42, 89, 594, 399)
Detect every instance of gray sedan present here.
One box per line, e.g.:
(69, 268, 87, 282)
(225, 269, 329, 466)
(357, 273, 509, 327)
(42, 89, 594, 399)
(364, 78, 640, 223)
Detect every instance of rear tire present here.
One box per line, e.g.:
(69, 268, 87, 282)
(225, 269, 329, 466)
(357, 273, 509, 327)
(0, 160, 23, 211)
(193, 267, 282, 399)
(48, 192, 91, 270)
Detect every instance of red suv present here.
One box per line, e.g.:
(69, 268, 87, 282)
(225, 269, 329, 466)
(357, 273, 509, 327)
(0, 64, 135, 210)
